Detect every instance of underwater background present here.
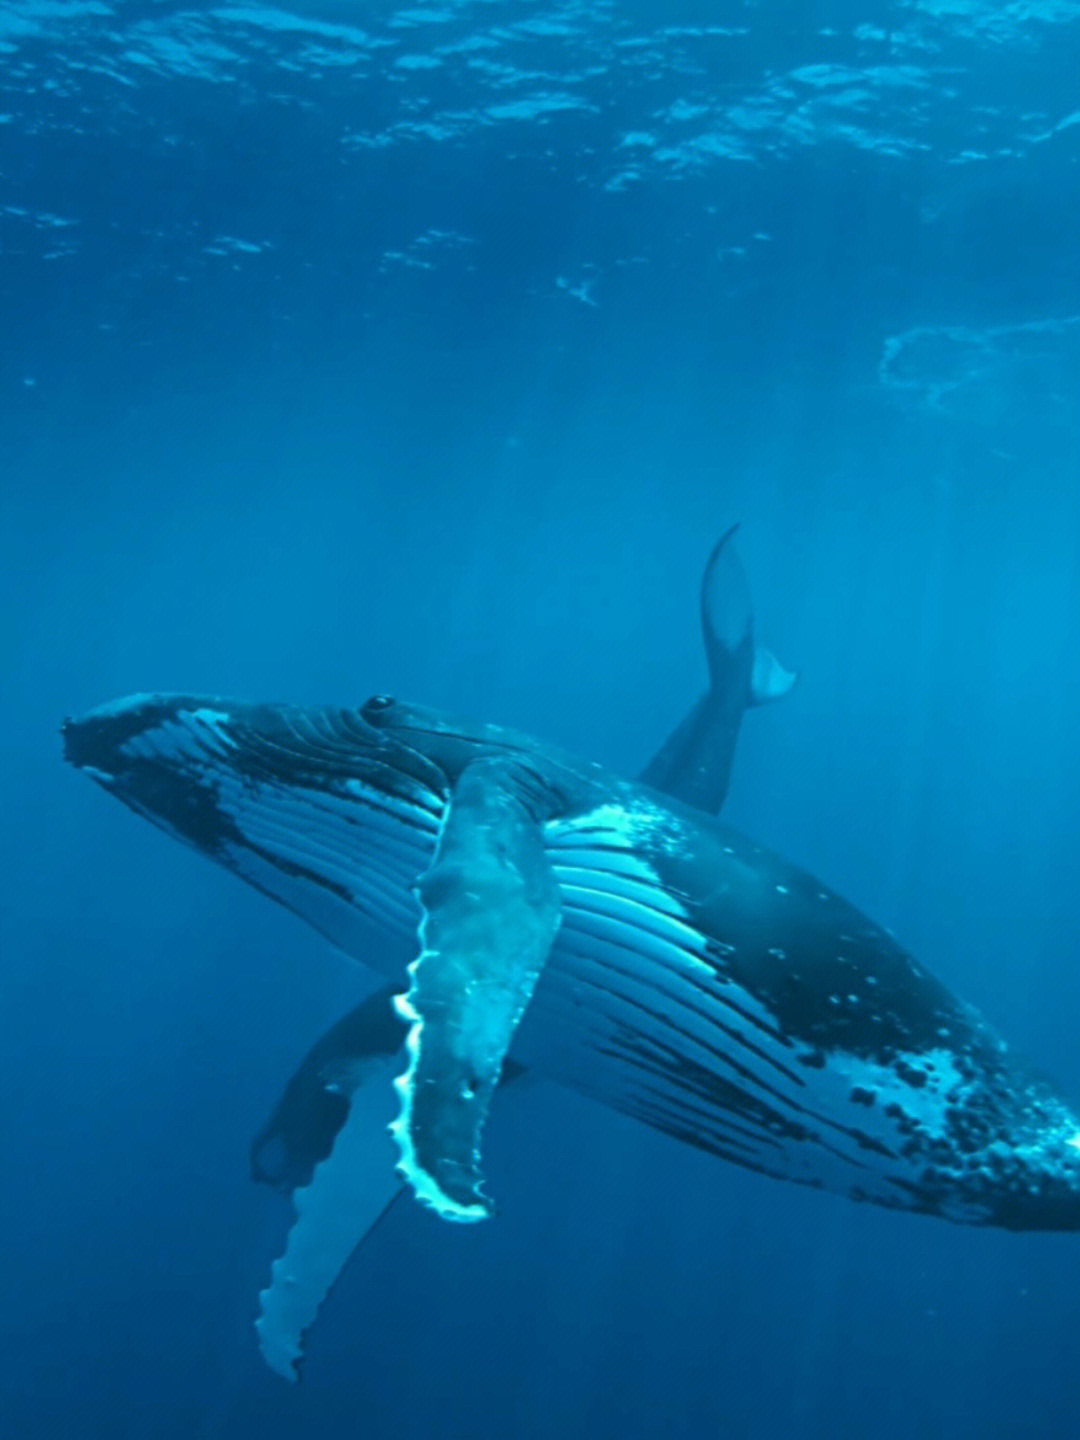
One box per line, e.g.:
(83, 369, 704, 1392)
(3, 3, 1080, 1437)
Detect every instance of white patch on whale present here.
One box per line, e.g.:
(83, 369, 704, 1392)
(186, 707, 237, 749)
(564, 798, 689, 858)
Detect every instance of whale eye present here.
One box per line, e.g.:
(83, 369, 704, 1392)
(363, 694, 396, 716)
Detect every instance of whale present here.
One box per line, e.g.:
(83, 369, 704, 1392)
(62, 536, 1080, 1379)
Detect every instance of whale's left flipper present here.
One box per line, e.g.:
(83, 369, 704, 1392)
(391, 756, 561, 1219)
(256, 1045, 403, 1381)
(252, 979, 534, 1379)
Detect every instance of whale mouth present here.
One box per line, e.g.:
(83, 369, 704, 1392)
(63, 696, 249, 855)
(62, 693, 178, 779)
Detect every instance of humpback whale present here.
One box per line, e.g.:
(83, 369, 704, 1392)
(62, 534, 1080, 1380)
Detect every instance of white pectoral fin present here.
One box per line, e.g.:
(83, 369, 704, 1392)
(391, 758, 561, 1221)
(256, 1052, 403, 1381)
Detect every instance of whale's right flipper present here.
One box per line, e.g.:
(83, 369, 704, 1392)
(639, 527, 796, 814)
(390, 755, 562, 1220)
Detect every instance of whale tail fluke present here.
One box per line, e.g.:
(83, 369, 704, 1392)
(750, 644, 797, 706)
(640, 528, 796, 814)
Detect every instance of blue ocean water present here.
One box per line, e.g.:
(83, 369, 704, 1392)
(3, 3, 1080, 1437)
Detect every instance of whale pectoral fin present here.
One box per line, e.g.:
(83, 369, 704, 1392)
(256, 1050, 404, 1382)
(391, 758, 561, 1221)
(253, 980, 536, 1379)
